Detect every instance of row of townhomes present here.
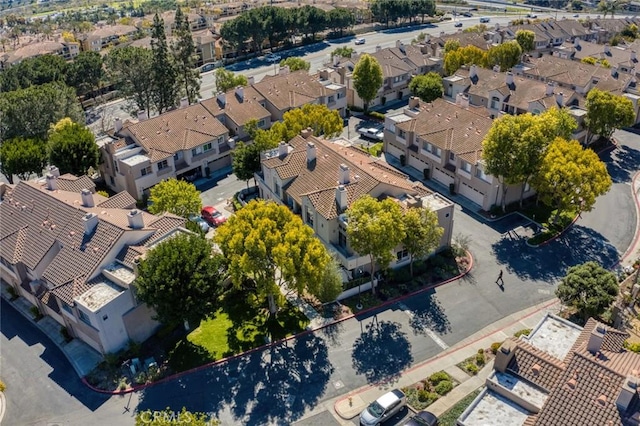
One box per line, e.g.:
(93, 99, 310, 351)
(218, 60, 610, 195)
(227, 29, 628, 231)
(98, 68, 347, 200)
(0, 167, 187, 354)
(458, 313, 640, 426)
(255, 131, 454, 274)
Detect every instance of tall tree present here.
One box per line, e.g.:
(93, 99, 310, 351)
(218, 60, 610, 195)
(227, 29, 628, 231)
(443, 45, 487, 75)
(408, 72, 443, 103)
(232, 142, 262, 188)
(135, 233, 225, 329)
(214, 68, 248, 93)
(279, 57, 310, 72)
(281, 104, 343, 139)
(214, 200, 331, 315)
(485, 40, 522, 72)
(352, 54, 383, 112)
(148, 178, 202, 218)
(150, 13, 179, 113)
(67, 51, 104, 98)
(0, 82, 84, 142)
(532, 138, 612, 221)
(48, 118, 100, 176)
(515, 30, 535, 53)
(555, 261, 618, 323)
(401, 207, 444, 277)
(346, 195, 406, 293)
(0, 53, 68, 92)
(585, 89, 635, 144)
(327, 8, 355, 36)
(172, 7, 201, 104)
(308, 257, 344, 303)
(105, 46, 154, 117)
(0, 137, 48, 184)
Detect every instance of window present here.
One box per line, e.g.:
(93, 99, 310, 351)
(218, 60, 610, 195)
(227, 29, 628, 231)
(449, 152, 455, 161)
(434, 147, 442, 158)
(78, 309, 91, 326)
(490, 96, 500, 109)
(337, 92, 344, 99)
(173, 151, 183, 161)
(113, 159, 118, 172)
(141, 166, 152, 176)
(192, 146, 203, 156)
(203, 142, 212, 152)
(258, 119, 266, 127)
(396, 249, 409, 261)
(305, 209, 314, 227)
(157, 160, 168, 170)
(461, 161, 471, 173)
(62, 303, 73, 315)
(109, 176, 115, 185)
(475, 168, 490, 182)
(217, 136, 224, 145)
(327, 95, 335, 103)
(398, 129, 406, 139)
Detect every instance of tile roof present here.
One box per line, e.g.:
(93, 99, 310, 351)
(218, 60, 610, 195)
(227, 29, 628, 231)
(96, 191, 137, 209)
(388, 44, 440, 70)
(262, 135, 431, 219)
(252, 70, 340, 111)
(200, 85, 270, 127)
(123, 103, 228, 159)
(56, 174, 96, 193)
(369, 48, 415, 78)
(507, 338, 566, 392)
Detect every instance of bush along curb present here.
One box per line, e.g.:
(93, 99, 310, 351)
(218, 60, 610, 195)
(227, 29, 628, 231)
(526, 212, 581, 248)
(82, 250, 474, 395)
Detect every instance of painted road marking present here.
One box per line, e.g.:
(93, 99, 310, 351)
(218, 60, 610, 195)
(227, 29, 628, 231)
(538, 289, 552, 295)
(397, 302, 449, 350)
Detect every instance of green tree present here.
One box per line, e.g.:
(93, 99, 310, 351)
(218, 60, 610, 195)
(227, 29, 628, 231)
(585, 89, 635, 143)
(402, 207, 444, 277)
(67, 51, 104, 98)
(443, 39, 460, 54)
(443, 45, 487, 75)
(232, 141, 262, 188)
(172, 7, 201, 104)
(279, 57, 310, 72)
(555, 261, 618, 322)
(327, 8, 355, 37)
(135, 233, 225, 329)
(486, 40, 522, 72)
(408, 72, 443, 103)
(331, 46, 355, 58)
(214, 200, 331, 315)
(515, 30, 535, 53)
(281, 103, 343, 139)
(47, 118, 99, 176)
(135, 407, 218, 425)
(151, 13, 179, 113)
(346, 195, 406, 292)
(0, 137, 48, 184)
(0, 53, 68, 92)
(105, 46, 154, 117)
(148, 178, 202, 217)
(307, 256, 344, 303)
(352, 54, 383, 112)
(214, 68, 248, 93)
(532, 138, 612, 221)
(0, 82, 84, 141)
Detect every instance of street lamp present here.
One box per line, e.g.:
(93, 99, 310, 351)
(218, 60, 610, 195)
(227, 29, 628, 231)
(356, 268, 363, 310)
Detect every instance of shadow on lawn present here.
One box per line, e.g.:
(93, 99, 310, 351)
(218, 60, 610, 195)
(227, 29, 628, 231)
(136, 332, 334, 425)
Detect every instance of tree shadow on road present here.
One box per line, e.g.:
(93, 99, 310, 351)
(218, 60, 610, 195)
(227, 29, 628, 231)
(136, 333, 333, 425)
(599, 143, 640, 184)
(352, 319, 413, 385)
(492, 224, 620, 282)
(407, 290, 452, 336)
(319, 321, 345, 347)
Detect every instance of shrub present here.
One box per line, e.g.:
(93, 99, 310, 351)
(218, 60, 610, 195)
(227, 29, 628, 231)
(477, 348, 484, 355)
(490, 342, 502, 355)
(514, 328, 532, 338)
(418, 389, 439, 404)
(96, 190, 109, 198)
(475, 353, 485, 366)
(30, 306, 43, 321)
(134, 372, 147, 385)
(435, 380, 454, 395)
(428, 371, 451, 385)
(6, 286, 18, 300)
(0, 380, 5, 392)
(367, 111, 386, 121)
(465, 363, 479, 375)
(349, 105, 364, 113)
(624, 341, 640, 353)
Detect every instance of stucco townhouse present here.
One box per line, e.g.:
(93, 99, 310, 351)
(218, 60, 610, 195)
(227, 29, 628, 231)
(80, 24, 139, 52)
(256, 130, 454, 276)
(0, 39, 80, 69)
(0, 168, 187, 354)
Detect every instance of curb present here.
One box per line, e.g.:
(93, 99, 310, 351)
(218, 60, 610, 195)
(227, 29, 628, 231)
(0, 391, 5, 425)
(83, 251, 474, 395)
(333, 297, 560, 420)
(617, 170, 640, 267)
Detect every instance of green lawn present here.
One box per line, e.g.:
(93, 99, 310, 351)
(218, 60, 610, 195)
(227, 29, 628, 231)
(168, 289, 309, 371)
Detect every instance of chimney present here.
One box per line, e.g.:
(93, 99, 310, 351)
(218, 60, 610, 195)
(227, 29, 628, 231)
(376, 45, 382, 52)
(47, 165, 60, 178)
(333, 54, 340, 66)
(180, 97, 189, 108)
(306, 141, 316, 164)
(470, 64, 478, 79)
(248, 75, 255, 85)
(506, 72, 515, 86)
(458, 94, 469, 108)
(616, 376, 639, 411)
(339, 163, 350, 185)
(587, 324, 606, 354)
(631, 50, 637, 62)
(81, 188, 94, 207)
(574, 37, 580, 47)
(279, 65, 290, 75)
(278, 141, 288, 158)
(556, 92, 564, 106)
(235, 86, 244, 100)
(409, 96, 420, 109)
(217, 92, 226, 106)
(612, 66, 618, 77)
(604, 43, 610, 54)
(83, 212, 98, 234)
(114, 118, 123, 133)
(127, 209, 144, 229)
(395, 39, 402, 49)
(45, 174, 57, 191)
(137, 110, 148, 121)
(336, 184, 348, 211)
(495, 23, 500, 30)
(301, 127, 313, 139)
(546, 81, 555, 96)
(494, 340, 517, 373)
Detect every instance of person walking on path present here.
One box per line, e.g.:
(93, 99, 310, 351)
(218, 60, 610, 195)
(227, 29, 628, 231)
(496, 269, 504, 285)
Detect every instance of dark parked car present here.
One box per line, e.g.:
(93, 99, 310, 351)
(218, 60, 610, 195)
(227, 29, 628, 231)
(404, 411, 439, 426)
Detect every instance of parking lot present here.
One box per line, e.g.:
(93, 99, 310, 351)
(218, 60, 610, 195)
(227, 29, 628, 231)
(349, 405, 416, 425)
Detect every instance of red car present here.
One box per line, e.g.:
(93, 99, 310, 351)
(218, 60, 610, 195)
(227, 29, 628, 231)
(201, 206, 227, 227)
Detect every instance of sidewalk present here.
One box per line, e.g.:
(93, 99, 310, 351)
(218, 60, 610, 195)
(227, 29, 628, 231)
(1, 282, 103, 377)
(332, 298, 561, 421)
(621, 170, 640, 268)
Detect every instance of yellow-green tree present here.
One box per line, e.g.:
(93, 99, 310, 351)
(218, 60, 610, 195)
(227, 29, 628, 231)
(279, 57, 310, 71)
(515, 30, 535, 53)
(352, 53, 383, 112)
(402, 207, 443, 276)
(486, 40, 522, 72)
(148, 178, 202, 218)
(281, 103, 343, 139)
(443, 45, 487, 75)
(585, 88, 635, 143)
(48, 118, 99, 176)
(214, 200, 331, 314)
(346, 195, 406, 292)
(532, 138, 612, 221)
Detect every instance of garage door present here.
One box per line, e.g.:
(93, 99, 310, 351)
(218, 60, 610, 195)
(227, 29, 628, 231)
(208, 154, 231, 173)
(432, 167, 454, 186)
(408, 154, 428, 171)
(386, 143, 404, 159)
(458, 182, 485, 207)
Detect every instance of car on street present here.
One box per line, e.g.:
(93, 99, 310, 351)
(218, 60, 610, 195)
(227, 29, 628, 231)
(479, 17, 490, 23)
(454, 22, 463, 27)
(462, 12, 473, 17)
(358, 126, 385, 141)
(200, 63, 215, 73)
(188, 215, 211, 233)
(265, 53, 282, 63)
(526, 13, 538, 18)
(573, 13, 579, 17)
(355, 38, 366, 45)
(201, 206, 227, 227)
(403, 411, 439, 426)
(360, 389, 407, 426)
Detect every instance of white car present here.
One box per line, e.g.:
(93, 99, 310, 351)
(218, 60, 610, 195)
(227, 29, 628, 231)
(355, 38, 366, 45)
(358, 126, 384, 141)
(360, 389, 407, 426)
(265, 53, 282, 63)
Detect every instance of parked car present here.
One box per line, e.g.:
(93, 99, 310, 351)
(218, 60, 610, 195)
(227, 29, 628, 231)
(404, 411, 439, 426)
(188, 215, 210, 233)
(454, 22, 463, 27)
(200, 63, 215, 73)
(201, 206, 227, 227)
(358, 126, 384, 141)
(265, 53, 282, 63)
(360, 389, 407, 426)
(355, 38, 366, 45)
